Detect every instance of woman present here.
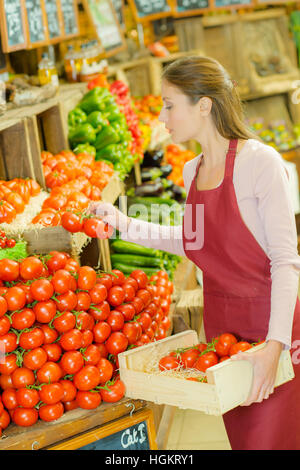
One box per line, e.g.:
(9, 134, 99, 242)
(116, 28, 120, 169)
(89, 56, 300, 450)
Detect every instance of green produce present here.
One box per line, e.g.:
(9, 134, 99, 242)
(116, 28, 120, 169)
(0, 240, 27, 261)
(73, 143, 96, 157)
(87, 111, 109, 131)
(110, 240, 160, 257)
(111, 262, 160, 277)
(141, 167, 163, 182)
(110, 253, 163, 268)
(94, 126, 120, 151)
(78, 87, 112, 114)
(68, 107, 87, 128)
(96, 144, 123, 162)
(68, 122, 96, 145)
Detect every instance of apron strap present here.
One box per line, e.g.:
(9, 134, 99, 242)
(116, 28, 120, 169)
(225, 139, 238, 179)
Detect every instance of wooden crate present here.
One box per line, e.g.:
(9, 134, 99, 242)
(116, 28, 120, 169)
(119, 330, 295, 416)
(173, 17, 205, 52)
(174, 287, 203, 335)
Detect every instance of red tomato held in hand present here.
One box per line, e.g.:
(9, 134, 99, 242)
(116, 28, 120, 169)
(159, 355, 180, 371)
(194, 351, 219, 372)
(229, 341, 252, 356)
(61, 212, 83, 233)
(215, 333, 238, 358)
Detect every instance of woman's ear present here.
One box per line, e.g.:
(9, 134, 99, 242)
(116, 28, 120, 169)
(199, 97, 212, 116)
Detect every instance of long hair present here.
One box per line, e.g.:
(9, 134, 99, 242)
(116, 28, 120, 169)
(162, 56, 255, 141)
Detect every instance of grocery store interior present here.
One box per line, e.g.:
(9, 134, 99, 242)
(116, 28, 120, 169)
(0, 0, 299, 451)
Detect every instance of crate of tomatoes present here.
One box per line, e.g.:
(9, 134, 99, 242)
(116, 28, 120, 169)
(118, 330, 294, 415)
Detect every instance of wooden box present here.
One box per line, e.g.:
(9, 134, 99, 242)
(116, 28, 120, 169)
(119, 330, 295, 416)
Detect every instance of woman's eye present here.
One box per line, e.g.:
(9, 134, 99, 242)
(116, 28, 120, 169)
(165, 106, 172, 110)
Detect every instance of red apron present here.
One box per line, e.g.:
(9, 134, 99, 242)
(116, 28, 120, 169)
(182, 139, 300, 450)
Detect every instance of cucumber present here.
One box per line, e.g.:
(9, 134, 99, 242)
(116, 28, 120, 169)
(111, 262, 159, 277)
(110, 240, 160, 257)
(110, 253, 163, 268)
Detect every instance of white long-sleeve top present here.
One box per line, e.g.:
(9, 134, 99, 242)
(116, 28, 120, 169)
(121, 139, 300, 348)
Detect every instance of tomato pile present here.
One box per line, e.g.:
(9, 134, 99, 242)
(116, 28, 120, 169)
(0, 178, 41, 224)
(158, 333, 264, 381)
(32, 150, 113, 228)
(60, 212, 114, 240)
(0, 231, 16, 250)
(0, 254, 173, 432)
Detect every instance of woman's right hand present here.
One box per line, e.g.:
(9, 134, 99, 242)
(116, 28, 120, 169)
(87, 201, 130, 233)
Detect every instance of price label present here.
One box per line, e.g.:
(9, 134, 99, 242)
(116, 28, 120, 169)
(25, 0, 48, 46)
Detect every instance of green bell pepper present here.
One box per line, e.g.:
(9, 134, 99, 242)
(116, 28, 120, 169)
(94, 125, 120, 151)
(96, 144, 123, 162)
(79, 87, 112, 114)
(104, 104, 123, 122)
(73, 143, 96, 157)
(68, 107, 87, 128)
(87, 111, 109, 132)
(68, 123, 96, 146)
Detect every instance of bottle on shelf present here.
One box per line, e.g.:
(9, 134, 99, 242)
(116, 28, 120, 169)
(38, 52, 59, 90)
(64, 45, 78, 83)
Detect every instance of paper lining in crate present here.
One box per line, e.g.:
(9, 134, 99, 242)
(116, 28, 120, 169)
(118, 330, 295, 416)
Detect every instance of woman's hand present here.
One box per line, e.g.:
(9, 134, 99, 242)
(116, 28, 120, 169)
(87, 202, 130, 233)
(230, 340, 283, 406)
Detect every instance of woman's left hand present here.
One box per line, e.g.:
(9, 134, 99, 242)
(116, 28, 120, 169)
(230, 340, 283, 406)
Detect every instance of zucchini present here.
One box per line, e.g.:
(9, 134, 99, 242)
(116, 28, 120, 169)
(128, 196, 180, 207)
(110, 253, 163, 268)
(111, 262, 159, 277)
(110, 240, 160, 257)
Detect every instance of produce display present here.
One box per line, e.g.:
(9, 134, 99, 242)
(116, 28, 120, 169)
(67, 82, 144, 181)
(0, 231, 27, 261)
(247, 118, 299, 152)
(32, 150, 113, 228)
(0, 179, 41, 224)
(0, 253, 173, 433)
(165, 144, 197, 188)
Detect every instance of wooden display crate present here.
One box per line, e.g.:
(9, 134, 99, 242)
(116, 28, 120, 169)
(119, 330, 295, 416)
(173, 16, 205, 52)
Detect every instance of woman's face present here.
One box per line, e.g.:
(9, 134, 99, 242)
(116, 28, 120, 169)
(159, 80, 204, 143)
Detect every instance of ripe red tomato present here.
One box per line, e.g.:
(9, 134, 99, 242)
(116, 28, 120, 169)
(77, 266, 97, 290)
(76, 390, 101, 410)
(194, 351, 219, 372)
(122, 321, 142, 345)
(215, 333, 238, 357)
(4, 286, 26, 311)
(33, 300, 56, 324)
(99, 379, 125, 403)
(105, 331, 128, 355)
(75, 291, 91, 311)
(0, 332, 18, 353)
(0, 259, 19, 281)
(96, 274, 112, 290)
(23, 347, 48, 370)
(16, 388, 39, 408)
(131, 296, 144, 315)
(61, 212, 83, 233)
(39, 382, 64, 405)
(122, 283, 136, 302)
(130, 270, 148, 289)
(40, 324, 58, 345)
(59, 379, 77, 403)
(2, 388, 18, 410)
(19, 327, 45, 350)
(180, 348, 200, 368)
(110, 269, 126, 286)
(107, 286, 125, 307)
(53, 311, 76, 333)
(12, 407, 38, 427)
(30, 279, 54, 302)
(47, 252, 68, 272)
(159, 355, 180, 371)
(51, 269, 73, 294)
(0, 315, 11, 335)
(39, 402, 64, 422)
(89, 283, 107, 304)
(96, 358, 114, 384)
(88, 300, 110, 321)
(12, 367, 35, 388)
(73, 365, 101, 391)
(60, 350, 84, 374)
(19, 256, 44, 280)
(10, 308, 35, 330)
(107, 310, 125, 331)
(0, 354, 18, 375)
(37, 361, 63, 383)
(55, 290, 77, 312)
(83, 218, 106, 238)
(93, 321, 111, 344)
(229, 341, 252, 356)
(59, 328, 83, 351)
(42, 343, 62, 362)
(0, 296, 7, 317)
(82, 344, 101, 366)
(116, 303, 135, 321)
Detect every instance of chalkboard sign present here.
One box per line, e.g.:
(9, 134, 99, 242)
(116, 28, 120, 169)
(172, 0, 210, 17)
(0, 35, 8, 72)
(25, 0, 49, 47)
(83, 0, 126, 57)
(213, 0, 253, 8)
(0, 0, 27, 52)
(128, 0, 172, 23)
(60, 0, 79, 38)
(47, 409, 158, 451)
(111, 0, 125, 30)
(45, 0, 64, 43)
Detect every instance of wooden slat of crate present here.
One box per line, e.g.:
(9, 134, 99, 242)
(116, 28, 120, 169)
(173, 17, 205, 52)
(174, 287, 203, 335)
(119, 330, 295, 415)
(0, 398, 146, 450)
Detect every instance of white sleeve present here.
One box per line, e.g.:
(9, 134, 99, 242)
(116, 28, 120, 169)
(253, 148, 300, 348)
